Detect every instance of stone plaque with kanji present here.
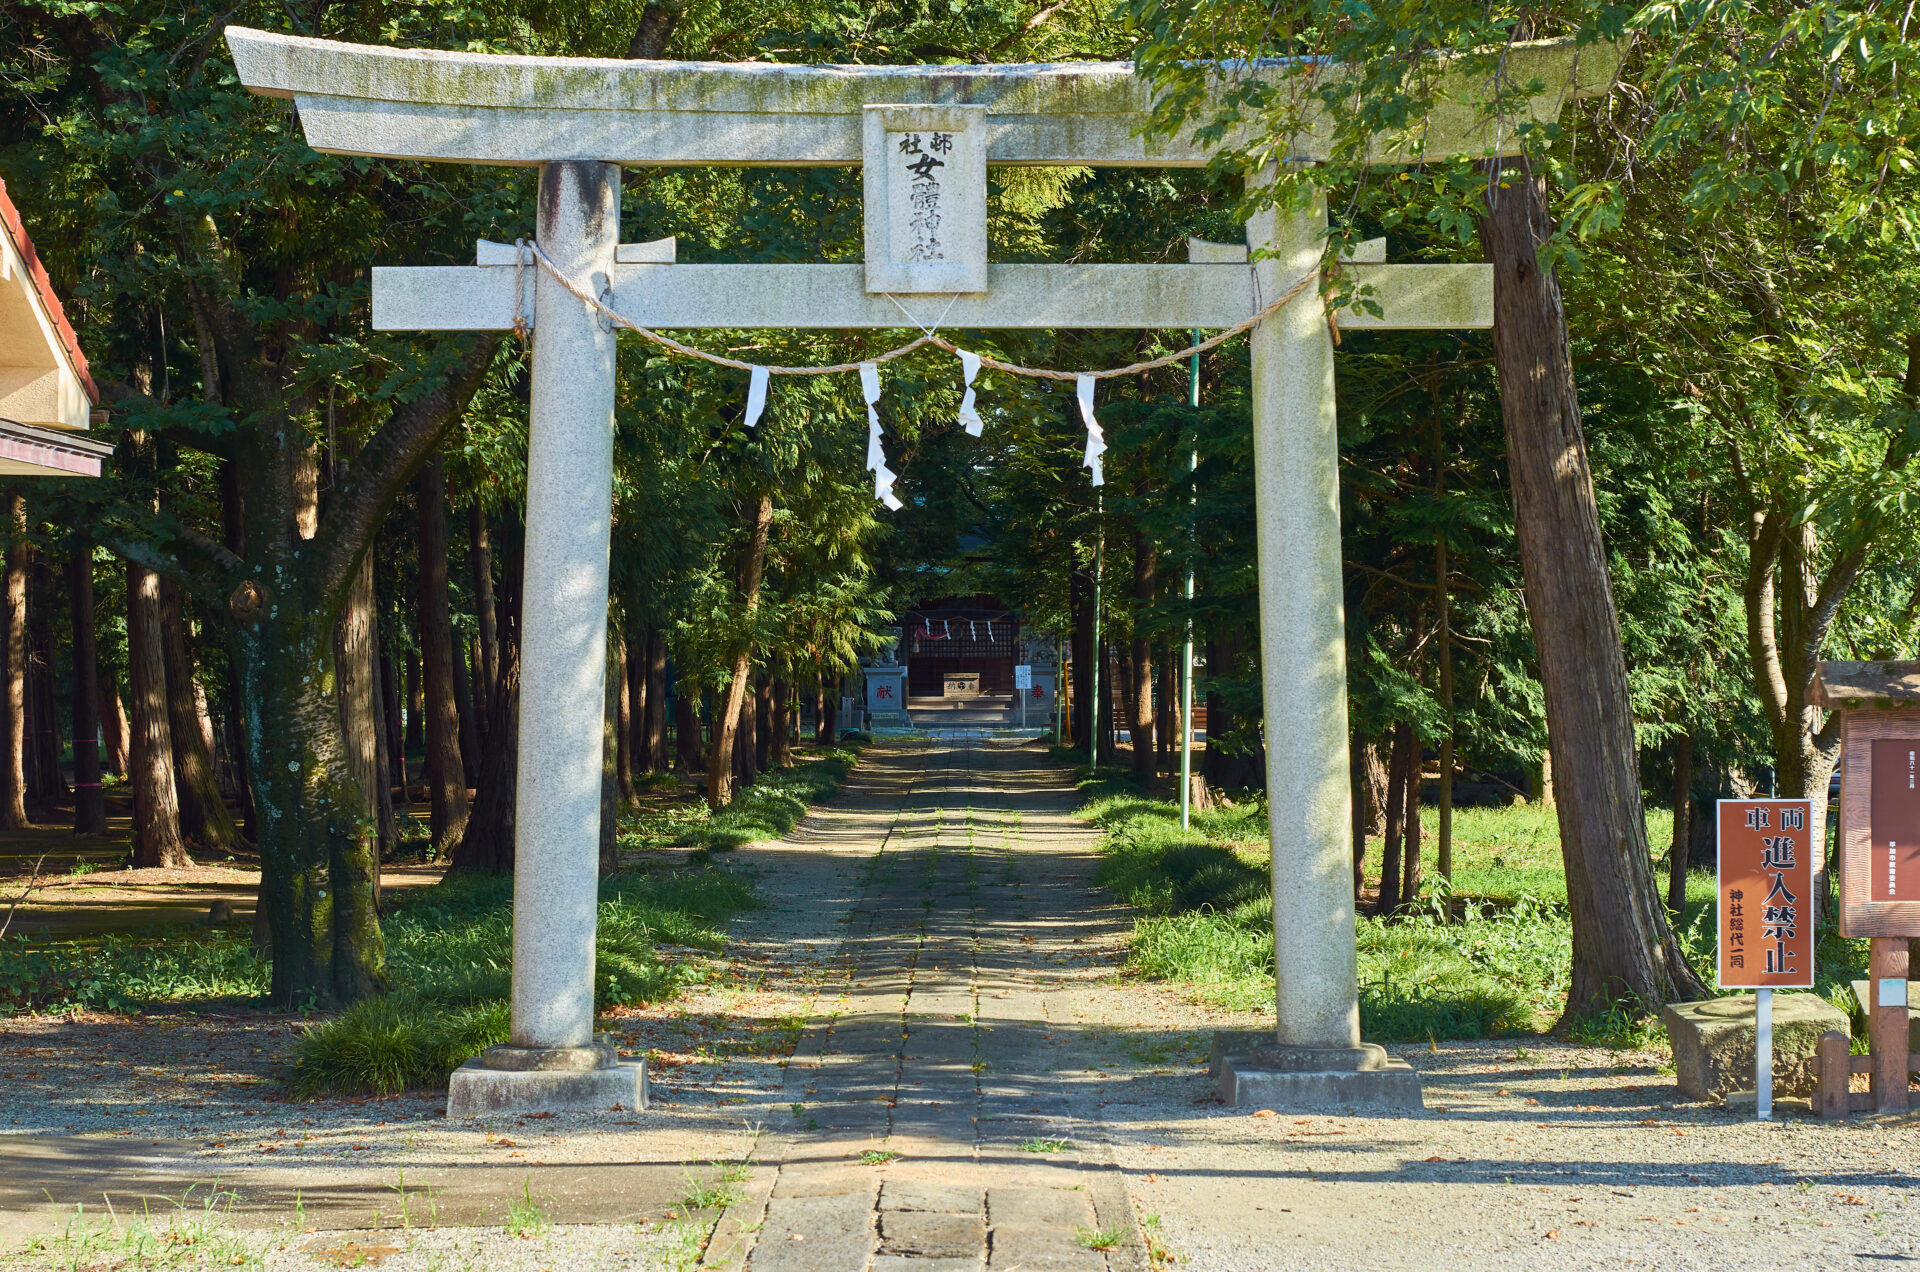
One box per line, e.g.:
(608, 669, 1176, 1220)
(862, 104, 987, 295)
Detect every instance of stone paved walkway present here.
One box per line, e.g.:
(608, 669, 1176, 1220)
(718, 732, 1145, 1272)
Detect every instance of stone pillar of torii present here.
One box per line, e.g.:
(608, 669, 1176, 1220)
(229, 28, 1614, 1115)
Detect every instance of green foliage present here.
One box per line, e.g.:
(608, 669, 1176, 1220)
(0, 928, 270, 1014)
(289, 865, 755, 1096)
(673, 744, 862, 850)
(17, 1187, 265, 1271)
(680, 1162, 751, 1211)
(288, 995, 509, 1099)
(1089, 782, 1694, 1038)
(503, 1179, 551, 1240)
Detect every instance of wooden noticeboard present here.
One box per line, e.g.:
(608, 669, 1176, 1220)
(1717, 799, 1815, 989)
(1837, 711, 1920, 938)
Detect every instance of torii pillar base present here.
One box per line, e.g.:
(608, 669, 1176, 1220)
(446, 1037, 648, 1118)
(1215, 1041, 1424, 1111)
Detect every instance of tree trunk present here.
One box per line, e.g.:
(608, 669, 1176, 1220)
(1402, 733, 1423, 911)
(126, 561, 186, 867)
(822, 682, 839, 744)
(1379, 723, 1409, 914)
(675, 687, 702, 772)
(626, 623, 649, 775)
(404, 652, 422, 755)
(468, 503, 498, 723)
(67, 550, 106, 835)
(450, 632, 482, 782)
(738, 676, 761, 788)
(644, 627, 667, 773)
(1482, 153, 1707, 1013)
(1130, 530, 1157, 780)
(381, 649, 405, 788)
(0, 494, 26, 829)
(1349, 733, 1374, 896)
(160, 578, 243, 851)
(99, 674, 129, 778)
(27, 565, 66, 808)
(218, 457, 256, 838)
(451, 518, 523, 875)
(333, 547, 387, 967)
(615, 629, 635, 803)
(601, 622, 622, 875)
(1358, 736, 1389, 837)
(1155, 638, 1175, 776)
(706, 494, 774, 809)
(1069, 566, 1092, 749)
(1668, 730, 1695, 916)
(771, 677, 793, 768)
(752, 673, 771, 774)
(416, 457, 469, 851)
(235, 610, 389, 1006)
(368, 600, 398, 860)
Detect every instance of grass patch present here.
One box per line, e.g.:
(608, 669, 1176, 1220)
(680, 1161, 751, 1211)
(1017, 1137, 1070, 1153)
(503, 1178, 550, 1239)
(16, 1186, 267, 1270)
(857, 1148, 899, 1165)
(0, 744, 841, 1019)
(671, 744, 863, 851)
(289, 865, 756, 1097)
(1076, 1226, 1125, 1252)
(0, 926, 270, 1014)
(1084, 779, 1749, 1040)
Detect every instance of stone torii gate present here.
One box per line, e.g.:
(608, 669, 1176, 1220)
(228, 29, 1614, 1114)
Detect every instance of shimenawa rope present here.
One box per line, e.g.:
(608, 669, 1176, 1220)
(513, 238, 1319, 382)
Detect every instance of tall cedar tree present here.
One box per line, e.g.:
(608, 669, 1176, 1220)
(1481, 154, 1706, 1013)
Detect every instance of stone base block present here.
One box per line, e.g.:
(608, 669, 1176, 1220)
(1215, 1039, 1423, 1111)
(1208, 1030, 1271, 1079)
(1661, 993, 1850, 1101)
(446, 1057, 646, 1118)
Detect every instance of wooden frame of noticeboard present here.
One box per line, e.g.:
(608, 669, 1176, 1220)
(1837, 709, 1920, 939)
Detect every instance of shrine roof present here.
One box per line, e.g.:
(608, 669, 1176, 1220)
(1810, 661, 1920, 710)
(0, 177, 99, 411)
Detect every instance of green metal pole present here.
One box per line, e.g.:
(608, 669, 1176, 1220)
(1089, 493, 1104, 774)
(1180, 332, 1200, 830)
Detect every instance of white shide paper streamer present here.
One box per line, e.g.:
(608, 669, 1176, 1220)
(957, 349, 983, 436)
(744, 364, 769, 429)
(1077, 374, 1106, 487)
(861, 362, 903, 510)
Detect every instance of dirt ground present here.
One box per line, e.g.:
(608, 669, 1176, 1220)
(1, 736, 1916, 1272)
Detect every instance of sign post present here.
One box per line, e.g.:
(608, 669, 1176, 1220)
(1811, 660, 1920, 1114)
(1014, 664, 1032, 729)
(1717, 798, 1815, 1120)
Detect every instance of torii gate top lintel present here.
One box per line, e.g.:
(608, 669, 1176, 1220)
(226, 26, 1616, 168)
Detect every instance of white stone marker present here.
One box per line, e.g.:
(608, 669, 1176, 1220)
(225, 26, 1611, 1114)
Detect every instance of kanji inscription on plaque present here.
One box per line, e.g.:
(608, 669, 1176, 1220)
(1870, 739, 1920, 902)
(862, 104, 987, 295)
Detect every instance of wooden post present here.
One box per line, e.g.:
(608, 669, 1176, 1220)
(1818, 1030, 1851, 1119)
(1869, 937, 1911, 1112)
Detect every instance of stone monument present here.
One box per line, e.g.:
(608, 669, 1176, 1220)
(227, 28, 1616, 1113)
